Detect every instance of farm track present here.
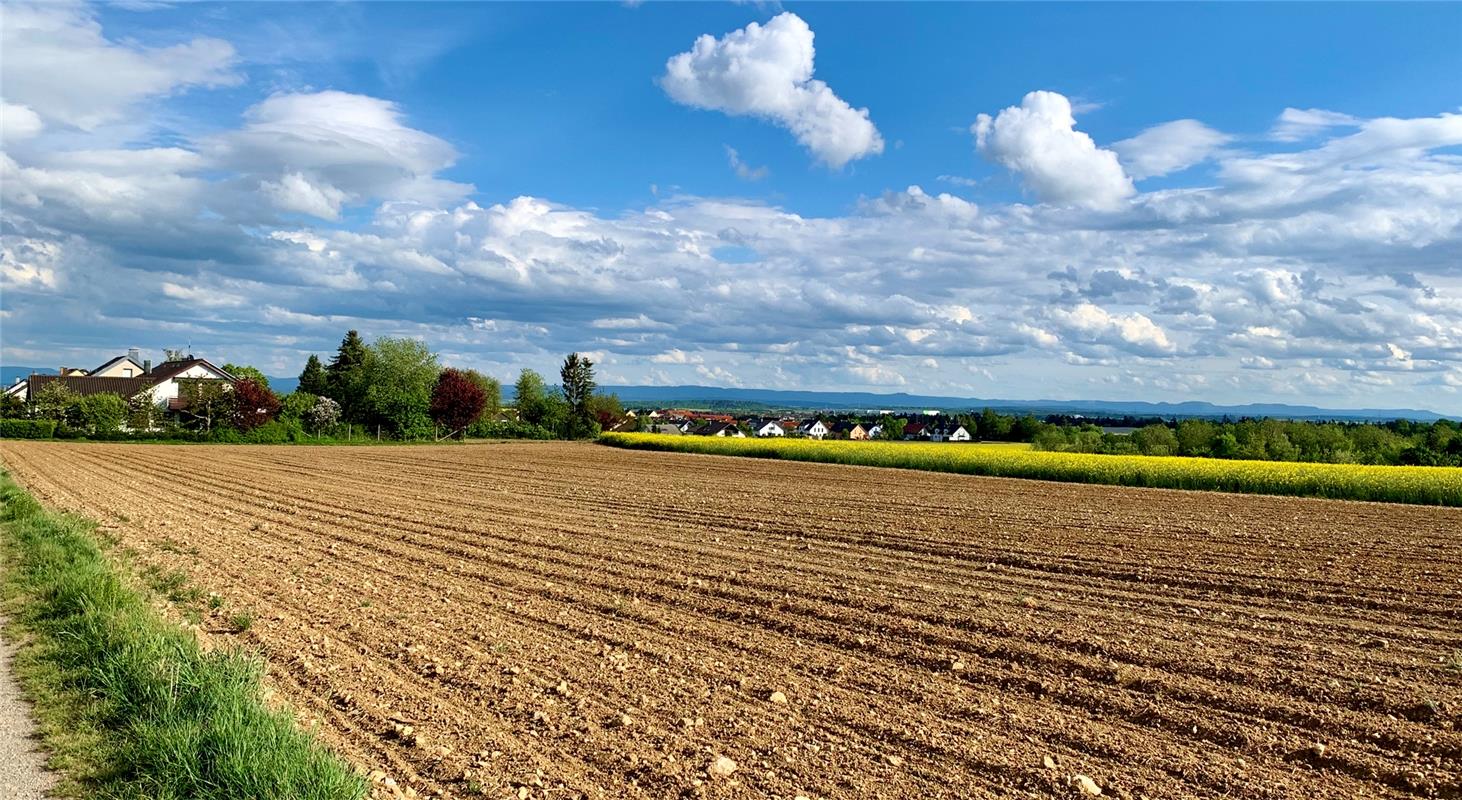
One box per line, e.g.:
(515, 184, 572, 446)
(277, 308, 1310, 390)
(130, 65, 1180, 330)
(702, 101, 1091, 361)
(0, 441, 1458, 799)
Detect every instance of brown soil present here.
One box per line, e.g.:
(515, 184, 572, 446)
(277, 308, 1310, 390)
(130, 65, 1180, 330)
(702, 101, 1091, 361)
(1, 440, 1459, 800)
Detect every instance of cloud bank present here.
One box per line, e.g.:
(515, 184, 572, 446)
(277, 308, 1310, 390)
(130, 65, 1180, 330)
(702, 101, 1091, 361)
(2, 5, 1460, 410)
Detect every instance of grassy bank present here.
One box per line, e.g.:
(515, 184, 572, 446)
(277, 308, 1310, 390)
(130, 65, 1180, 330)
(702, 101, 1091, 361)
(0, 472, 365, 799)
(599, 433, 1462, 506)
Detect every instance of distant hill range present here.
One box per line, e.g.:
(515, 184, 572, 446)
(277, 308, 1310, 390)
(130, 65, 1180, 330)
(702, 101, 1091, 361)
(4, 367, 1449, 422)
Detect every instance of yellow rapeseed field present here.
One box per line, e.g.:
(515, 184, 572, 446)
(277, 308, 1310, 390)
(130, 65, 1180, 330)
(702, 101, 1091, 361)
(599, 432, 1462, 506)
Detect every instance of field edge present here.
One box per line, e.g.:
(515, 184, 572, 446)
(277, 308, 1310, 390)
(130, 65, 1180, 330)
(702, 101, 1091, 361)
(0, 470, 367, 800)
(598, 432, 1462, 506)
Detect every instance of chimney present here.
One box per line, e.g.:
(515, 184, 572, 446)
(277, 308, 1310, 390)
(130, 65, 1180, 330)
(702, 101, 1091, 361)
(143, 359, 152, 374)
(128, 347, 141, 364)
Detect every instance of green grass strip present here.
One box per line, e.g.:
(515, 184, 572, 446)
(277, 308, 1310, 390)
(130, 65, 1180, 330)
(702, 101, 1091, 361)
(0, 471, 365, 800)
(598, 433, 1462, 506)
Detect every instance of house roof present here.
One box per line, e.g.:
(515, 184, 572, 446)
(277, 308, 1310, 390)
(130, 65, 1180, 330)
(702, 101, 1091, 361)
(90, 355, 144, 375)
(147, 358, 237, 382)
(27, 374, 157, 399)
(22, 358, 235, 400)
(693, 421, 741, 435)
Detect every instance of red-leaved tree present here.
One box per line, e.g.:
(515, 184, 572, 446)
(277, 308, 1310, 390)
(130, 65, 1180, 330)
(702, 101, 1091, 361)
(231, 379, 281, 432)
(429, 368, 486, 436)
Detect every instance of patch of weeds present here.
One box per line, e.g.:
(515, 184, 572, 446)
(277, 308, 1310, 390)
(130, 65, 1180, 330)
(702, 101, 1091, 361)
(208, 593, 225, 610)
(1447, 650, 1462, 675)
(152, 569, 205, 604)
(227, 612, 255, 633)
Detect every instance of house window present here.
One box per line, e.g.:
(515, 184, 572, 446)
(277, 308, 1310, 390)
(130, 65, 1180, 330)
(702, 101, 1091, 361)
(123, 368, 134, 376)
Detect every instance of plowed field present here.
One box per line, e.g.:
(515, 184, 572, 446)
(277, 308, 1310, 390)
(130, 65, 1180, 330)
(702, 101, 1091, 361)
(1, 441, 1459, 800)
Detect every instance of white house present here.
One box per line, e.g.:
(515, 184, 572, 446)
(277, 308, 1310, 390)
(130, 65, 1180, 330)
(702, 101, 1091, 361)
(797, 419, 829, 440)
(747, 419, 784, 437)
(13, 353, 236, 425)
(929, 424, 972, 442)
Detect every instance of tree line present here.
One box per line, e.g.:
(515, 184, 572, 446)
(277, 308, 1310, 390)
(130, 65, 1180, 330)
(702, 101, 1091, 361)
(1029, 415, 1461, 467)
(733, 407, 1460, 467)
(1, 331, 618, 443)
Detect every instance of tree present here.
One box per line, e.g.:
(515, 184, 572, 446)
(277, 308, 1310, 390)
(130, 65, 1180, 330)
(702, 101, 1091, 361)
(1011, 414, 1044, 442)
(31, 382, 77, 421)
(460, 369, 502, 417)
(878, 415, 906, 440)
(127, 395, 158, 431)
(298, 355, 329, 396)
(429, 368, 487, 436)
(178, 380, 234, 432)
(559, 353, 597, 438)
(73, 393, 128, 434)
(279, 391, 318, 422)
(1175, 419, 1218, 457)
(1132, 423, 1179, 456)
(223, 363, 270, 390)
(977, 408, 1014, 440)
(307, 397, 341, 433)
(231, 380, 280, 432)
(326, 330, 370, 421)
(514, 369, 550, 426)
(587, 392, 624, 429)
(363, 337, 439, 435)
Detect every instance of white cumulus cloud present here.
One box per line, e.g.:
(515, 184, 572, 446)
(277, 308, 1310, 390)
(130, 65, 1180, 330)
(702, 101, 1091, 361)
(260, 172, 350, 220)
(1112, 119, 1231, 179)
(0, 2, 237, 130)
(1, 101, 44, 142)
(973, 90, 1134, 210)
(1048, 302, 1176, 355)
(205, 90, 470, 209)
(1270, 107, 1361, 142)
(661, 13, 883, 168)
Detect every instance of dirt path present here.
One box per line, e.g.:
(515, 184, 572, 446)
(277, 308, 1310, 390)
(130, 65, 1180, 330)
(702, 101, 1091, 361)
(0, 440, 1458, 799)
(0, 615, 55, 800)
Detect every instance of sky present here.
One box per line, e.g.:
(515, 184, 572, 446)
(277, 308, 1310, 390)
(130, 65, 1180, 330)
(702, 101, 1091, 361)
(2, 1, 1461, 412)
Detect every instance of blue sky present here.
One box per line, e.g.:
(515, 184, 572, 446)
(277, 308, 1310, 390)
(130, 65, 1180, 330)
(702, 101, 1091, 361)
(3, 1, 1462, 411)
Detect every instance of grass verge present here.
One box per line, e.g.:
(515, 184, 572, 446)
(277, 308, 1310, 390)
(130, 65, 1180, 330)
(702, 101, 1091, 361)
(0, 471, 365, 799)
(599, 432, 1462, 506)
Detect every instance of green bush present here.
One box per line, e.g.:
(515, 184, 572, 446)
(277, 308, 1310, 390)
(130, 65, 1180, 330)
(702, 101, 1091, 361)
(0, 418, 56, 439)
(279, 391, 318, 422)
(237, 420, 308, 444)
(466, 419, 556, 440)
(72, 392, 129, 434)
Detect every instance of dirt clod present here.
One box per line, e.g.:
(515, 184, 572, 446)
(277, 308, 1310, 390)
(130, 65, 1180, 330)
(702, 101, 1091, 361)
(708, 755, 737, 778)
